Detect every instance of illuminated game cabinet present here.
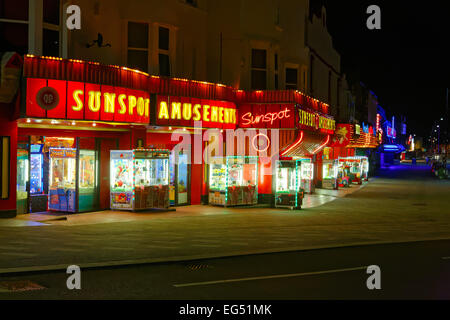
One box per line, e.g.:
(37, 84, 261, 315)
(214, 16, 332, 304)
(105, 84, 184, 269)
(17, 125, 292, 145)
(48, 148, 76, 212)
(322, 159, 338, 189)
(110, 149, 170, 211)
(209, 156, 258, 207)
(338, 156, 368, 185)
(275, 160, 304, 209)
(297, 159, 315, 194)
(30, 144, 44, 194)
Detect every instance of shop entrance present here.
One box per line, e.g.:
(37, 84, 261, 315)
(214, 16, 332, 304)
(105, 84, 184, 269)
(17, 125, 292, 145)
(16, 136, 118, 214)
(169, 150, 191, 206)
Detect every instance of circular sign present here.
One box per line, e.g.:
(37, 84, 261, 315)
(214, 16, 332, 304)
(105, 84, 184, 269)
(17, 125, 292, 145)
(252, 133, 270, 153)
(36, 86, 60, 110)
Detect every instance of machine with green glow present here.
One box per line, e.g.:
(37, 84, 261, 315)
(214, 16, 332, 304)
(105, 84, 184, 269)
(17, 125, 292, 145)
(209, 156, 258, 207)
(274, 160, 304, 209)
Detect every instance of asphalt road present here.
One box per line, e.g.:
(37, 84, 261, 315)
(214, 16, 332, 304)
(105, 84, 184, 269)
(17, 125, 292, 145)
(0, 239, 449, 300)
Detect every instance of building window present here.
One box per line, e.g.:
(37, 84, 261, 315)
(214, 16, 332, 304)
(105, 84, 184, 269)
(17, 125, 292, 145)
(127, 21, 149, 72)
(0, 0, 29, 54)
(158, 26, 170, 76)
(251, 49, 267, 90)
(43, 0, 60, 56)
(274, 53, 279, 89)
(285, 68, 298, 90)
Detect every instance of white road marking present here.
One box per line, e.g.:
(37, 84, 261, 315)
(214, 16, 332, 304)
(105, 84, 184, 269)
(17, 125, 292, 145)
(173, 266, 368, 288)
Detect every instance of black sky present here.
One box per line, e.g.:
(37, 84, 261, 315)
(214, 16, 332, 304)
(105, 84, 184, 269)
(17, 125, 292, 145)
(310, 0, 450, 137)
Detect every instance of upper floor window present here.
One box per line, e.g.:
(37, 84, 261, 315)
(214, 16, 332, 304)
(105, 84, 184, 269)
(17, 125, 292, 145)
(285, 68, 298, 90)
(42, 0, 60, 57)
(0, 0, 29, 54)
(251, 49, 267, 90)
(158, 26, 170, 76)
(127, 21, 149, 72)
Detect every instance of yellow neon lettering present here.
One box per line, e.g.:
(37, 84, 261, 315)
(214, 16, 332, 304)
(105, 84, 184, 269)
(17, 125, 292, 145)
(218, 107, 224, 123)
(171, 102, 182, 120)
(118, 94, 127, 114)
(128, 96, 137, 115)
(103, 93, 116, 113)
(193, 104, 202, 121)
(223, 108, 229, 123)
(144, 98, 150, 117)
(182, 103, 192, 121)
(158, 101, 169, 119)
(137, 97, 145, 116)
(72, 90, 83, 111)
(88, 91, 101, 112)
(210, 106, 218, 122)
(203, 105, 210, 122)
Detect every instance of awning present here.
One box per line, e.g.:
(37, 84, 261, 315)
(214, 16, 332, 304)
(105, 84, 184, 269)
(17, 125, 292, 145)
(281, 130, 330, 157)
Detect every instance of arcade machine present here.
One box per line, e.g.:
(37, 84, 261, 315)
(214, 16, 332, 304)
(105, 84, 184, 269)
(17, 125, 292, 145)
(337, 160, 350, 187)
(29, 144, 47, 212)
(274, 160, 304, 209)
(360, 156, 369, 181)
(78, 149, 97, 212)
(110, 149, 170, 210)
(297, 158, 315, 194)
(338, 157, 366, 185)
(48, 148, 77, 212)
(16, 148, 29, 214)
(322, 159, 338, 189)
(209, 156, 258, 207)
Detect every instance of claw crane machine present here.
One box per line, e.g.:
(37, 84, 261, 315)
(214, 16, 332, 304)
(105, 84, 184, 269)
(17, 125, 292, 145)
(322, 159, 338, 189)
(110, 149, 170, 210)
(274, 160, 304, 209)
(48, 148, 77, 212)
(209, 156, 258, 207)
(296, 158, 315, 194)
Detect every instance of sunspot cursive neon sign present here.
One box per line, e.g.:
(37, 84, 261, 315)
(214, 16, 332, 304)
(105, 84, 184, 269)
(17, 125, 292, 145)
(241, 107, 291, 126)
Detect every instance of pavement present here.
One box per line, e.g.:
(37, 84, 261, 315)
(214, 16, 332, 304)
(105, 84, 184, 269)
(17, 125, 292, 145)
(0, 163, 449, 274)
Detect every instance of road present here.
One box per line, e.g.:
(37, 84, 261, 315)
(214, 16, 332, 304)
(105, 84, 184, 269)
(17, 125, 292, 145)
(0, 240, 449, 299)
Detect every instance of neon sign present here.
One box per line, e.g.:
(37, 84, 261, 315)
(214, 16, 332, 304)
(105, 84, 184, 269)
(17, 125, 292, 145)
(386, 126, 396, 138)
(26, 78, 150, 124)
(156, 95, 237, 129)
(298, 109, 335, 132)
(241, 107, 291, 126)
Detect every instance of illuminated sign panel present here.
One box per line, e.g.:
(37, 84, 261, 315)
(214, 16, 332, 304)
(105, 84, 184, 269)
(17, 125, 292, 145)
(155, 95, 237, 129)
(298, 109, 335, 133)
(25, 78, 150, 124)
(238, 104, 295, 129)
(386, 126, 396, 138)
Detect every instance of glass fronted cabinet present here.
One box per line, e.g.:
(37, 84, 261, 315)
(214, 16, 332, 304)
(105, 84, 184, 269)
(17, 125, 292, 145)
(16, 148, 29, 214)
(48, 148, 76, 212)
(209, 156, 258, 207)
(322, 159, 338, 190)
(78, 149, 97, 212)
(275, 160, 303, 209)
(297, 159, 315, 194)
(110, 149, 170, 211)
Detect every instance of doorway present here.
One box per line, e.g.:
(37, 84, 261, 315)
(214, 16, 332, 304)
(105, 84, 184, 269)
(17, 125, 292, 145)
(169, 150, 191, 206)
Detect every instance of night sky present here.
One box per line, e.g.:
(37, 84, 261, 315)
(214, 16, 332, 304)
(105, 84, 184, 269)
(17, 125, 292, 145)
(310, 0, 450, 138)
